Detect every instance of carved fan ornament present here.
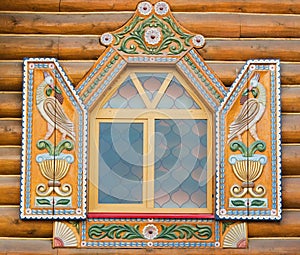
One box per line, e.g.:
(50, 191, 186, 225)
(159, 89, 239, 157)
(19, 0, 281, 249)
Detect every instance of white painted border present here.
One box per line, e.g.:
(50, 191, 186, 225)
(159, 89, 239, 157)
(216, 59, 282, 220)
(20, 58, 87, 220)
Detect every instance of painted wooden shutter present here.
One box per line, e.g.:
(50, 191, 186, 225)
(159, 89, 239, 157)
(216, 59, 282, 220)
(20, 58, 87, 219)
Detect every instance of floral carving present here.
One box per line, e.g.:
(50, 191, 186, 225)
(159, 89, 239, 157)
(137, 1, 152, 15)
(101, 2, 205, 55)
(154, 1, 169, 15)
(192, 34, 205, 47)
(142, 224, 159, 240)
(144, 27, 161, 45)
(155, 224, 212, 240)
(101, 33, 113, 46)
(88, 223, 212, 241)
(88, 224, 144, 240)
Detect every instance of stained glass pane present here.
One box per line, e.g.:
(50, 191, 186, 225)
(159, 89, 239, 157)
(98, 122, 143, 204)
(136, 72, 168, 101)
(103, 76, 145, 108)
(157, 77, 200, 109)
(154, 119, 207, 208)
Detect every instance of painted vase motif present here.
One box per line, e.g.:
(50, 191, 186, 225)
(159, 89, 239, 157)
(228, 140, 267, 198)
(35, 140, 74, 197)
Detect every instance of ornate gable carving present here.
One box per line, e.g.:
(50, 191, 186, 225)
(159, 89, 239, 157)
(100, 1, 205, 56)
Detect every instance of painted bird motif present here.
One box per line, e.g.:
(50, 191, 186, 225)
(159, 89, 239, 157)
(36, 71, 75, 141)
(227, 73, 266, 144)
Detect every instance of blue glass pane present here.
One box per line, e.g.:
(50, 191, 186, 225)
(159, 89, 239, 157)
(154, 119, 207, 208)
(103, 76, 145, 108)
(98, 122, 143, 204)
(136, 73, 168, 101)
(157, 77, 200, 109)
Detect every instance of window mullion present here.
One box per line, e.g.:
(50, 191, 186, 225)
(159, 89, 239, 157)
(146, 117, 155, 209)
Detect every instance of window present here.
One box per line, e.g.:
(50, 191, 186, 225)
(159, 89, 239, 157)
(88, 68, 213, 215)
(20, 1, 281, 249)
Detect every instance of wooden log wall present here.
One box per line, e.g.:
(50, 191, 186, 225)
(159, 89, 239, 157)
(0, 0, 299, 254)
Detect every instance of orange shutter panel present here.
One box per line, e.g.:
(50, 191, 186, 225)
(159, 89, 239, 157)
(216, 59, 282, 220)
(20, 58, 87, 219)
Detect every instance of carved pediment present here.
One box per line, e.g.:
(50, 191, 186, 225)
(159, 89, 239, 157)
(99, 1, 205, 56)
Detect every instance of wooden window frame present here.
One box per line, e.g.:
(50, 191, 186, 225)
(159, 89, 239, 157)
(88, 67, 214, 217)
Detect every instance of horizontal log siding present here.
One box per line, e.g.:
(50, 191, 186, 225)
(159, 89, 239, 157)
(0, 1, 299, 254)
(0, 61, 299, 91)
(0, 207, 53, 237)
(0, 147, 20, 175)
(0, 177, 20, 205)
(0, 238, 298, 255)
(0, 0, 300, 14)
(0, 93, 22, 117)
(0, 13, 299, 38)
(1, 36, 300, 61)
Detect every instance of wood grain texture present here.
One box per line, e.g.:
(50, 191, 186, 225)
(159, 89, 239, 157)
(57, 239, 300, 254)
(0, 238, 299, 254)
(281, 88, 300, 112)
(0, 0, 299, 13)
(282, 177, 300, 209)
(52, 0, 300, 14)
(240, 14, 300, 38)
(2, 13, 298, 38)
(0, 176, 20, 205)
(0, 120, 22, 145)
(60, 0, 300, 14)
(0, 93, 22, 118)
(0, 61, 23, 91)
(280, 63, 300, 85)
(0, 36, 60, 60)
(0, 207, 53, 237)
(180, 13, 300, 38)
(200, 39, 300, 62)
(282, 114, 300, 143)
(0, 13, 133, 36)
(282, 145, 300, 176)
(0, 239, 55, 255)
(0, 0, 59, 12)
(0, 147, 21, 175)
(248, 211, 300, 237)
(1, 36, 300, 61)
